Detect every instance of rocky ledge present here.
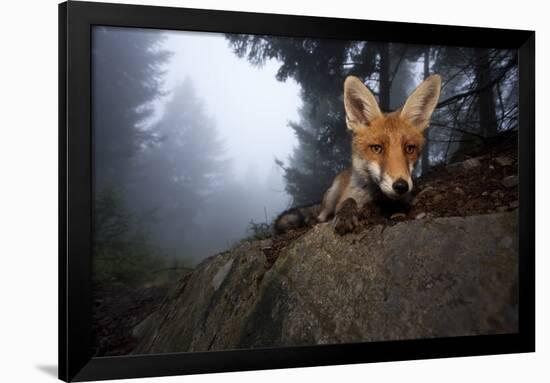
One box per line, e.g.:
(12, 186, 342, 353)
(132, 211, 518, 354)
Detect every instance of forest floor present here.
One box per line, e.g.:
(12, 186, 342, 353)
(92, 282, 168, 356)
(92, 132, 518, 356)
(92, 270, 192, 357)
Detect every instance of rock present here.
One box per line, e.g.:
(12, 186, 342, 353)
(212, 259, 234, 291)
(492, 190, 505, 199)
(463, 158, 482, 169)
(509, 200, 519, 209)
(501, 176, 518, 188)
(132, 313, 155, 339)
(454, 187, 465, 195)
(415, 212, 427, 220)
(494, 156, 514, 167)
(496, 206, 508, 213)
(481, 191, 489, 197)
(448, 158, 481, 172)
(133, 212, 518, 354)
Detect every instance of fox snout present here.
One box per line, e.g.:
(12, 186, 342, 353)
(392, 179, 409, 195)
(376, 168, 414, 200)
(380, 174, 414, 200)
(364, 157, 415, 200)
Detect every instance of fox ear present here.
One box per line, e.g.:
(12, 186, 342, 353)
(400, 74, 442, 131)
(344, 76, 383, 130)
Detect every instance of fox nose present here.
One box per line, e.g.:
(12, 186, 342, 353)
(392, 179, 409, 195)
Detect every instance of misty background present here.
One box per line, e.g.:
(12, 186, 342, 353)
(92, 26, 518, 283)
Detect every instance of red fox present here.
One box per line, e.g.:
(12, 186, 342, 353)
(275, 74, 441, 234)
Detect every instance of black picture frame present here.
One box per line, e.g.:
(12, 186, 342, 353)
(59, 1, 535, 381)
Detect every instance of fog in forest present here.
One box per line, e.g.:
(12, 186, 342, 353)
(161, 32, 301, 178)
(143, 31, 303, 262)
(91, 26, 518, 281)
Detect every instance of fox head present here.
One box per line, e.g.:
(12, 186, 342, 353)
(344, 74, 441, 200)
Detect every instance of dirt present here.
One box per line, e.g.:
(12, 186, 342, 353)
(260, 226, 309, 267)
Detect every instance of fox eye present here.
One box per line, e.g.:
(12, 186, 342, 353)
(370, 144, 383, 154)
(405, 144, 416, 154)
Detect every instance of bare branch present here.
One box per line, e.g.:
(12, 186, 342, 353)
(436, 56, 518, 108)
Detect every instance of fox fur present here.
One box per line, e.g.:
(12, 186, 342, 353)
(274, 74, 441, 234)
(273, 203, 322, 234)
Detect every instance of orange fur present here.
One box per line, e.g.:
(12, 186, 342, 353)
(352, 112, 424, 183)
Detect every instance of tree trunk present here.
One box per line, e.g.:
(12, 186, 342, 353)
(378, 44, 391, 111)
(474, 48, 498, 138)
(421, 47, 431, 176)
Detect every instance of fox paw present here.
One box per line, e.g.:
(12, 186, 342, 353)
(332, 199, 359, 235)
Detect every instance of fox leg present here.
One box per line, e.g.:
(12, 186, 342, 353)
(318, 178, 343, 222)
(331, 185, 370, 235)
(332, 198, 359, 235)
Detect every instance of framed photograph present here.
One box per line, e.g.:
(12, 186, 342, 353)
(59, 1, 535, 381)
